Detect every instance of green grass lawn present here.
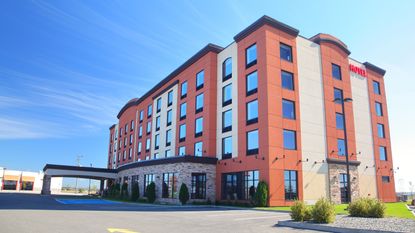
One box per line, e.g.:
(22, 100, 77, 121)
(257, 202, 415, 220)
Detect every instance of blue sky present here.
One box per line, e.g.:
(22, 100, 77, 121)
(0, 1, 414, 191)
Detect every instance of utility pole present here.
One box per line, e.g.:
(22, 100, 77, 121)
(75, 155, 83, 194)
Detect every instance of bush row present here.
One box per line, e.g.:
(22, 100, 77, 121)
(348, 197, 385, 218)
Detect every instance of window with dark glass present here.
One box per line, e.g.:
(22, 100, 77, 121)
(166, 129, 172, 146)
(246, 99, 258, 125)
(377, 123, 385, 138)
(373, 81, 381, 95)
(222, 173, 240, 200)
(284, 170, 297, 200)
(281, 71, 294, 90)
(146, 121, 151, 134)
(339, 173, 349, 203)
(179, 124, 186, 142)
(196, 70, 204, 90)
(165, 149, 171, 158)
(181, 81, 188, 98)
(194, 141, 203, 157)
(123, 151, 126, 160)
(129, 148, 132, 159)
(146, 138, 150, 152)
(191, 173, 206, 199)
(131, 120, 134, 131)
(139, 110, 144, 122)
(222, 136, 232, 159)
(223, 58, 232, 81)
(382, 176, 390, 183)
(280, 43, 292, 62)
(155, 116, 161, 131)
(195, 93, 204, 113)
(222, 84, 232, 106)
(246, 71, 258, 96)
(332, 63, 342, 80)
(195, 117, 203, 137)
(282, 99, 295, 119)
(178, 146, 185, 156)
(147, 104, 152, 118)
(375, 102, 383, 116)
(144, 174, 154, 195)
(337, 139, 346, 156)
(154, 134, 160, 150)
(336, 113, 345, 130)
(222, 110, 232, 133)
(334, 88, 343, 103)
(166, 109, 172, 126)
(180, 102, 187, 120)
(129, 134, 133, 144)
(283, 129, 296, 150)
(154, 152, 159, 160)
(247, 129, 259, 155)
(246, 44, 257, 68)
(244, 170, 259, 200)
(125, 124, 128, 134)
(137, 142, 142, 155)
(167, 90, 173, 107)
(379, 146, 387, 161)
(138, 126, 142, 138)
(156, 98, 162, 113)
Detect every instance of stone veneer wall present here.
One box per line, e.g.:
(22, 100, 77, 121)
(117, 162, 216, 204)
(328, 163, 360, 204)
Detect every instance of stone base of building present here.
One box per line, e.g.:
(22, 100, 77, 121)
(327, 158, 361, 204)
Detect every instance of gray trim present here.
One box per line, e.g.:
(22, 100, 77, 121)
(43, 164, 117, 173)
(234, 15, 299, 42)
(326, 158, 361, 166)
(363, 62, 386, 76)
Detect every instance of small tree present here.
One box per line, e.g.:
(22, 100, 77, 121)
(179, 183, 190, 205)
(146, 182, 156, 203)
(311, 198, 336, 223)
(254, 181, 268, 207)
(131, 183, 139, 201)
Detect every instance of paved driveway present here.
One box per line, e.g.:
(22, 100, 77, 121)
(0, 193, 320, 233)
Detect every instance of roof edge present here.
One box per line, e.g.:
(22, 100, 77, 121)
(364, 62, 386, 76)
(43, 164, 117, 173)
(310, 34, 351, 55)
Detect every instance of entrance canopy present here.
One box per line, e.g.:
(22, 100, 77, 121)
(43, 164, 117, 180)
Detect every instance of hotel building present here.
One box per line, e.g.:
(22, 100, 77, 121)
(107, 16, 395, 205)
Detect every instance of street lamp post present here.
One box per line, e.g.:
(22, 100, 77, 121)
(334, 97, 353, 203)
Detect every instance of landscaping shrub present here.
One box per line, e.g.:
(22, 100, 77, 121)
(291, 200, 311, 221)
(311, 198, 336, 223)
(130, 183, 139, 201)
(368, 200, 386, 218)
(254, 181, 268, 207)
(349, 197, 385, 218)
(179, 183, 190, 205)
(121, 183, 128, 199)
(145, 182, 156, 203)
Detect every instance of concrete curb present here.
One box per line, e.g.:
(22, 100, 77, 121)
(277, 220, 393, 233)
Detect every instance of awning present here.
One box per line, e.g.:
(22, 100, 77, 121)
(22, 176, 35, 182)
(3, 175, 19, 181)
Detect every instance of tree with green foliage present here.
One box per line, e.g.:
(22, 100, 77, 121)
(131, 183, 140, 201)
(179, 183, 190, 205)
(146, 182, 156, 203)
(254, 181, 268, 207)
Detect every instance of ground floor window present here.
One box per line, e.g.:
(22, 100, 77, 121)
(222, 171, 260, 200)
(144, 174, 154, 195)
(339, 173, 349, 203)
(21, 181, 34, 190)
(191, 173, 206, 199)
(244, 170, 259, 200)
(3, 180, 17, 190)
(284, 170, 298, 200)
(162, 173, 178, 198)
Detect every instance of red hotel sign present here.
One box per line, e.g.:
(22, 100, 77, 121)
(349, 64, 367, 77)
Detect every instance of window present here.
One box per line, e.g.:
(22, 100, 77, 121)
(155, 116, 161, 131)
(246, 44, 257, 68)
(144, 174, 154, 195)
(166, 129, 172, 146)
(196, 70, 204, 90)
(166, 109, 172, 126)
(223, 58, 232, 81)
(124, 124, 128, 134)
(138, 142, 142, 155)
(222, 173, 240, 200)
(280, 43, 292, 62)
(180, 102, 187, 120)
(246, 99, 258, 125)
(379, 146, 387, 161)
(119, 128, 122, 136)
(247, 129, 259, 155)
(284, 170, 298, 200)
(179, 124, 186, 142)
(334, 88, 343, 103)
(194, 141, 203, 157)
(167, 90, 173, 107)
(246, 71, 258, 96)
(154, 152, 159, 159)
(337, 139, 346, 156)
(377, 123, 385, 138)
(222, 110, 232, 133)
(154, 134, 160, 150)
(124, 138, 127, 147)
(181, 81, 188, 98)
(336, 113, 345, 130)
(162, 173, 178, 198)
(146, 138, 150, 152)
(191, 173, 206, 199)
(222, 136, 232, 159)
(244, 170, 259, 200)
(382, 176, 390, 183)
(196, 93, 204, 113)
(130, 120, 134, 131)
(178, 146, 186, 156)
(129, 148, 132, 159)
(129, 134, 133, 144)
(147, 104, 152, 118)
(332, 64, 342, 80)
(283, 129, 296, 150)
(165, 149, 171, 158)
(375, 102, 383, 116)
(373, 81, 381, 95)
(156, 98, 162, 113)
(139, 110, 144, 122)
(282, 99, 295, 119)
(146, 121, 151, 134)
(339, 173, 349, 203)
(195, 117, 203, 137)
(138, 126, 143, 138)
(281, 71, 294, 90)
(222, 84, 232, 107)
(123, 150, 126, 160)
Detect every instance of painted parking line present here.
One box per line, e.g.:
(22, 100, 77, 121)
(55, 199, 118, 205)
(107, 228, 139, 233)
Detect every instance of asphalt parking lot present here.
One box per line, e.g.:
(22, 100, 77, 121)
(0, 193, 321, 233)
